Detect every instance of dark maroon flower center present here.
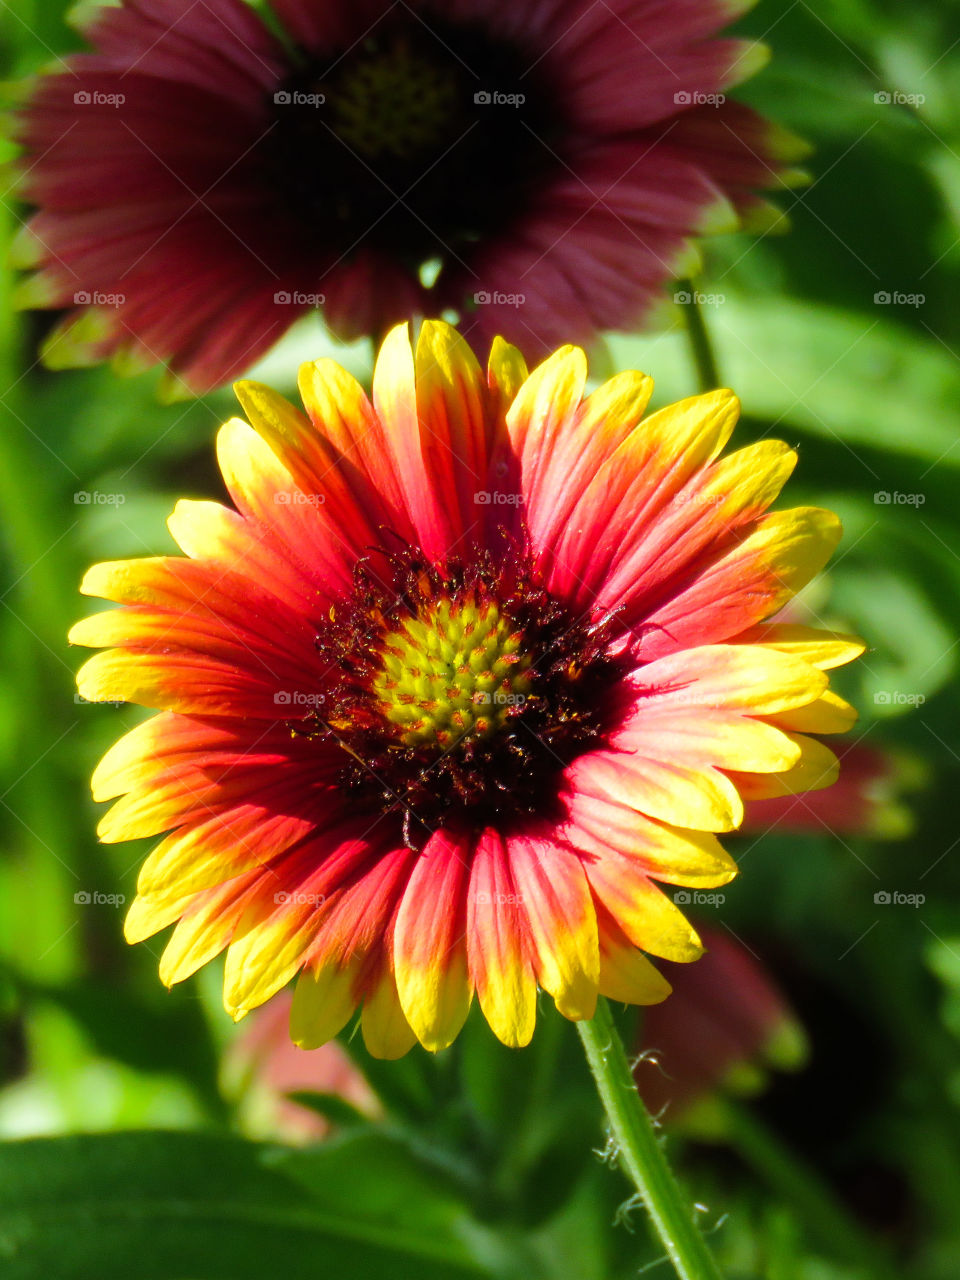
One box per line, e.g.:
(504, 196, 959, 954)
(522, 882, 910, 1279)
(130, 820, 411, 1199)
(292, 543, 624, 846)
(265, 13, 566, 284)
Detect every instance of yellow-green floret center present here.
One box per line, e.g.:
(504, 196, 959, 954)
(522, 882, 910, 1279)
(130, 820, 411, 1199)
(372, 597, 533, 748)
(303, 546, 626, 846)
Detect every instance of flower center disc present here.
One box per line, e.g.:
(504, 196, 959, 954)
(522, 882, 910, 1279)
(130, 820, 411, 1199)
(266, 19, 565, 272)
(307, 548, 624, 844)
(373, 597, 533, 747)
(331, 42, 459, 162)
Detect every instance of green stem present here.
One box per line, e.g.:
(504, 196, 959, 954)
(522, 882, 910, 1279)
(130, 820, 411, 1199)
(722, 1100, 899, 1280)
(577, 998, 726, 1280)
(679, 280, 721, 392)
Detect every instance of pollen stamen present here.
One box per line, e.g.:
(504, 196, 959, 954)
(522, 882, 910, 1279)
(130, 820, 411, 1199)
(305, 544, 623, 841)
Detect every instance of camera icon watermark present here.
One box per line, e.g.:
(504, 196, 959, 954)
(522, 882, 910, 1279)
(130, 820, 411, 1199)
(474, 690, 526, 707)
(873, 889, 925, 907)
(474, 89, 525, 107)
(74, 693, 123, 708)
(274, 489, 325, 505)
(73, 490, 126, 506)
(274, 690, 326, 708)
(273, 89, 324, 107)
(873, 290, 924, 307)
(873, 690, 925, 708)
(874, 89, 925, 107)
(873, 490, 924, 506)
(273, 290, 325, 305)
(473, 290, 525, 307)
(671, 491, 726, 508)
(74, 889, 126, 906)
(674, 289, 725, 307)
(673, 90, 725, 107)
(74, 290, 124, 308)
(74, 89, 125, 107)
(673, 890, 725, 906)
(474, 490, 524, 506)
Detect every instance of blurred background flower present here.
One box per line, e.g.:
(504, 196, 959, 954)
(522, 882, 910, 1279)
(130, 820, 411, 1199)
(225, 991, 379, 1141)
(636, 924, 807, 1125)
(12, 0, 798, 391)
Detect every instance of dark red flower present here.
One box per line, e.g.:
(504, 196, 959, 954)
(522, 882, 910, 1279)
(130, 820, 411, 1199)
(14, 0, 803, 390)
(742, 742, 911, 839)
(637, 926, 806, 1121)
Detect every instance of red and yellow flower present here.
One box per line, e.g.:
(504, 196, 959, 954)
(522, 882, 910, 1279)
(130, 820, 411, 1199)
(71, 321, 861, 1056)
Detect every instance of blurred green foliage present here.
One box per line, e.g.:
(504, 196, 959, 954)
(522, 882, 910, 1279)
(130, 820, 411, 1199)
(1, 0, 960, 1277)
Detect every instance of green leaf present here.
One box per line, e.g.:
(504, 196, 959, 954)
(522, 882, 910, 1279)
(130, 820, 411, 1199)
(609, 297, 960, 469)
(284, 1090, 369, 1129)
(0, 1130, 495, 1280)
(21, 977, 225, 1118)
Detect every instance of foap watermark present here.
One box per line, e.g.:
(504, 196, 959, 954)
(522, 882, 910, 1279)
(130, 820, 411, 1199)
(75, 693, 123, 708)
(674, 890, 726, 907)
(874, 890, 925, 907)
(274, 490, 325, 506)
(874, 90, 925, 107)
(274, 290, 325, 305)
(874, 290, 924, 308)
(674, 90, 725, 107)
(874, 490, 924, 506)
(671, 492, 725, 508)
(74, 290, 124, 309)
(874, 690, 925, 708)
(473, 890, 525, 906)
(274, 890, 326, 906)
(274, 89, 325, 107)
(475, 690, 526, 707)
(474, 490, 524, 506)
(74, 890, 126, 907)
(275, 690, 326, 708)
(74, 89, 125, 108)
(664, 689, 722, 708)
(474, 290, 525, 308)
(674, 289, 725, 307)
(474, 90, 525, 107)
(74, 490, 125, 506)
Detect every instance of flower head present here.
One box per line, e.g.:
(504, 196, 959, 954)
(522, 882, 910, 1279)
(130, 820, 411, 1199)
(15, 0, 802, 391)
(636, 926, 807, 1123)
(71, 321, 861, 1055)
(742, 741, 913, 839)
(229, 992, 379, 1140)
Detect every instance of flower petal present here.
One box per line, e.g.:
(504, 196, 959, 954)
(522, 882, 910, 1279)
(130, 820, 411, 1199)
(582, 853, 703, 963)
(372, 323, 462, 562)
(763, 690, 858, 735)
(562, 791, 737, 888)
(597, 910, 672, 1006)
(296, 356, 414, 537)
(547, 388, 740, 602)
(361, 964, 418, 1060)
(467, 828, 536, 1049)
(632, 508, 844, 660)
(153, 869, 264, 982)
(627, 643, 828, 714)
(729, 733, 840, 799)
(508, 834, 599, 1020)
(393, 828, 473, 1051)
(727, 622, 865, 670)
(290, 956, 364, 1050)
(567, 749, 744, 832)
